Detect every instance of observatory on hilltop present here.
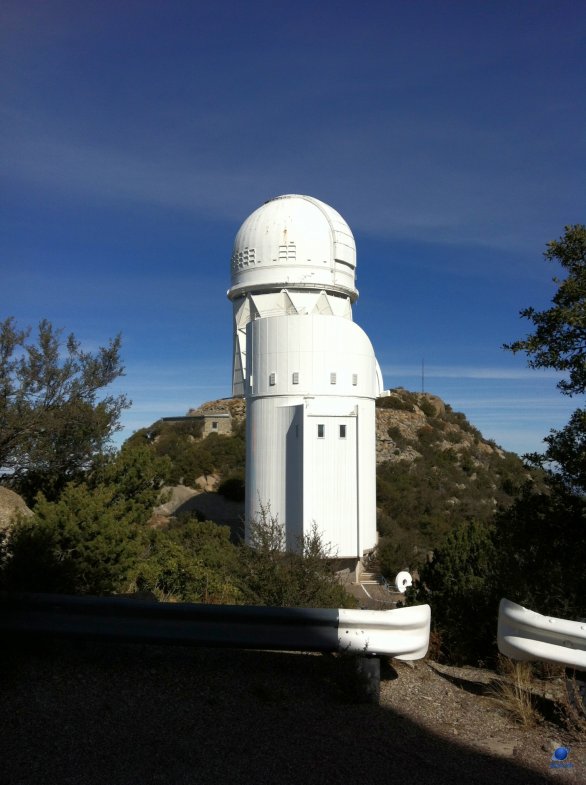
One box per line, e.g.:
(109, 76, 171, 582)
(228, 195, 383, 559)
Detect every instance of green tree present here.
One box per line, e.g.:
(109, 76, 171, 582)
(2, 483, 141, 595)
(415, 519, 497, 664)
(0, 317, 129, 502)
(505, 224, 585, 491)
(504, 224, 586, 397)
(494, 483, 586, 621)
(495, 225, 586, 622)
(0, 448, 168, 595)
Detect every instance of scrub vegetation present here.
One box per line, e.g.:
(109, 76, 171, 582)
(375, 391, 532, 581)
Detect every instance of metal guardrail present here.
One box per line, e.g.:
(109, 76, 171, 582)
(498, 598, 586, 669)
(0, 592, 430, 660)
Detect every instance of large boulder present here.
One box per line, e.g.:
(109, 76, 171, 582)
(0, 487, 33, 531)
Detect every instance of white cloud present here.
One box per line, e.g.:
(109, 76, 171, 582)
(381, 364, 562, 381)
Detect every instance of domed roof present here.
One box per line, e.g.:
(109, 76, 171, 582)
(228, 194, 358, 302)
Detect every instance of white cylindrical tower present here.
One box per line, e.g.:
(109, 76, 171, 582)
(228, 195, 382, 559)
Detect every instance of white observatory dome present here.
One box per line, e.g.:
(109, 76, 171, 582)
(228, 194, 358, 302)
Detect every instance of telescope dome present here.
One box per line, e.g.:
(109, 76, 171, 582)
(228, 194, 357, 302)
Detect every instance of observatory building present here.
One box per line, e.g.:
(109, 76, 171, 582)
(228, 195, 383, 559)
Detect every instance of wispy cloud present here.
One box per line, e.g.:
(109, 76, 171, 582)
(381, 364, 563, 381)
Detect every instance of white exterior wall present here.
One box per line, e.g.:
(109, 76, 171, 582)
(230, 289, 354, 397)
(245, 314, 378, 558)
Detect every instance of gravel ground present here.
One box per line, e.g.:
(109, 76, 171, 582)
(1, 638, 584, 785)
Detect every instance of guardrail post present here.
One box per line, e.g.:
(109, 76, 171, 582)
(355, 655, 380, 704)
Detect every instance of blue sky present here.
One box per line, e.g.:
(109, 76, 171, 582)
(1, 0, 584, 456)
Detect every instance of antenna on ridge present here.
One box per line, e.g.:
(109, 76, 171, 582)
(421, 358, 425, 394)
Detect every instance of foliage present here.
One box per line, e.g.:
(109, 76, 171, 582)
(241, 504, 355, 609)
(412, 519, 498, 664)
(376, 390, 416, 412)
(1, 483, 142, 595)
(504, 223, 585, 495)
(524, 408, 586, 494)
(125, 418, 245, 486)
(504, 224, 586, 397)
(493, 483, 586, 622)
(130, 519, 242, 604)
(377, 517, 422, 575)
(0, 448, 168, 595)
(0, 317, 129, 503)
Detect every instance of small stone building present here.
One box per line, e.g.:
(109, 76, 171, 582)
(185, 408, 233, 437)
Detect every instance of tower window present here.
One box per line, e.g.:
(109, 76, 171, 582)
(352, 374, 358, 386)
(269, 372, 276, 386)
(317, 424, 325, 438)
(339, 424, 346, 438)
(292, 372, 299, 385)
(330, 372, 337, 385)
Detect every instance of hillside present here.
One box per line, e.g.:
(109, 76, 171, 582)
(127, 389, 534, 578)
(373, 389, 533, 576)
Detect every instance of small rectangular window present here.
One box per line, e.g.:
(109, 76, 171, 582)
(352, 374, 358, 386)
(269, 372, 276, 386)
(330, 372, 337, 385)
(317, 423, 325, 438)
(339, 424, 346, 438)
(292, 372, 299, 385)
(212, 421, 218, 430)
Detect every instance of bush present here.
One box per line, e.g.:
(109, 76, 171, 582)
(413, 519, 498, 665)
(0, 448, 169, 595)
(376, 395, 415, 412)
(493, 481, 586, 621)
(130, 522, 242, 604)
(241, 504, 355, 609)
(418, 398, 437, 418)
(1, 483, 142, 595)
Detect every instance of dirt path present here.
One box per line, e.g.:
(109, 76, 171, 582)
(1, 639, 584, 784)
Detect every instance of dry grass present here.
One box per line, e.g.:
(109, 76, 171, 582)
(489, 656, 542, 727)
(561, 670, 586, 734)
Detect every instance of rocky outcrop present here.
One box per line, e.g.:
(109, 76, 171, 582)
(374, 389, 506, 466)
(0, 487, 33, 530)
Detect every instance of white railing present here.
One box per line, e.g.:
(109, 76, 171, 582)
(498, 598, 586, 669)
(0, 592, 431, 660)
(338, 605, 430, 659)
